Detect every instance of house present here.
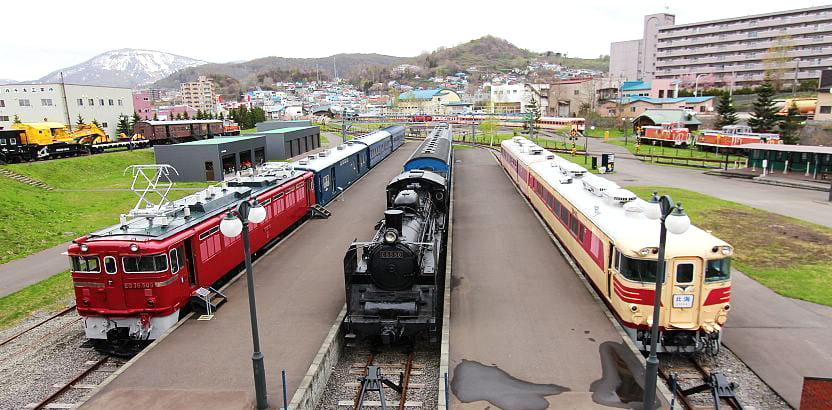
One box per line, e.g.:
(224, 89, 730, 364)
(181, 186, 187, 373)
(397, 89, 462, 114)
(633, 109, 703, 131)
(816, 69, 832, 122)
(599, 96, 714, 118)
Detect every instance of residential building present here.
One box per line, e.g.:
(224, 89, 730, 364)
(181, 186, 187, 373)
(156, 105, 197, 120)
(598, 96, 714, 118)
(816, 69, 832, 121)
(547, 78, 595, 117)
(612, 5, 832, 87)
(489, 84, 548, 114)
(180, 76, 217, 113)
(397, 89, 462, 114)
(0, 83, 134, 136)
(133, 91, 153, 120)
(619, 80, 679, 99)
(609, 13, 676, 81)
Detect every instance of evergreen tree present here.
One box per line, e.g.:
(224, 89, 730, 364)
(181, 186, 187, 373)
(524, 97, 541, 141)
(715, 93, 738, 128)
(131, 112, 142, 129)
(747, 82, 778, 133)
(91, 118, 101, 128)
(778, 102, 803, 145)
(183, 110, 190, 120)
(153, 113, 159, 121)
(116, 115, 131, 136)
(196, 109, 203, 120)
(175, 113, 182, 120)
(219, 111, 225, 120)
(13, 114, 21, 124)
(76, 114, 85, 127)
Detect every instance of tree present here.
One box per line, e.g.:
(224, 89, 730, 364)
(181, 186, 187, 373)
(91, 118, 101, 128)
(748, 82, 779, 133)
(779, 102, 803, 145)
(524, 97, 541, 142)
(479, 116, 498, 145)
(183, 110, 190, 120)
(13, 114, 21, 124)
(76, 114, 85, 127)
(764, 35, 793, 91)
(131, 112, 141, 129)
(116, 115, 131, 136)
(175, 112, 182, 120)
(196, 109, 203, 120)
(152, 112, 159, 121)
(715, 94, 738, 128)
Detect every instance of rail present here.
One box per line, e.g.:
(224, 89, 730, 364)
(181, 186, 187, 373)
(30, 356, 118, 410)
(0, 305, 76, 347)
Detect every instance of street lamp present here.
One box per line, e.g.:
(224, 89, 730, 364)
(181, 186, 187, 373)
(220, 198, 269, 410)
(693, 74, 707, 97)
(641, 192, 691, 409)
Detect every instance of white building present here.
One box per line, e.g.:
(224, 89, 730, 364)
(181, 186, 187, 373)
(0, 83, 134, 137)
(490, 84, 548, 114)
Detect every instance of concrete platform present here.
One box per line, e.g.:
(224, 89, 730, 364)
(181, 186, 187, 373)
(80, 142, 416, 410)
(448, 148, 653, 409)
(724, 269, 832, 407)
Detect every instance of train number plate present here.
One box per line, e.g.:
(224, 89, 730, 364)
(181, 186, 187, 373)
(672, 294, 694, 308)
(378, 251, 403, 259)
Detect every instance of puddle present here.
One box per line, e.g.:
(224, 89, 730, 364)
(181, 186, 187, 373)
(590, 341, 659, 409)
(451, 359, 569, 410)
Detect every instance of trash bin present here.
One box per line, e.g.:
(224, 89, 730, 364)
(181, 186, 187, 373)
(601, 153, 615, 173)
(591, 156, 598, 170)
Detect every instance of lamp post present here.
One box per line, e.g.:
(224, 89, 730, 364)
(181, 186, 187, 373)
(220, 199, 268, 410)
(693, 74, 707, 97)
(641, 192, 691, 409)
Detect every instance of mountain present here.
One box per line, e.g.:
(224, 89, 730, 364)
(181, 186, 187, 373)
(38, 49, 208, 88)
(413, 35, 537, 74)
(0, 79, 17, 84)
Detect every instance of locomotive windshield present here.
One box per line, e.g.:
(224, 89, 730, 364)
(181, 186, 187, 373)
(122, 254, 169, 273)
(71, 256, 101, 273)
(705, 258, 731, 282)
(617, 255, 660, 283)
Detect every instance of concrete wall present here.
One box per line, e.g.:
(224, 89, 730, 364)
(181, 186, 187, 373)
(0, 83, 135, 137)
(155, 137, 266, 182)
(609, 39, 642, 81)
(256, 120, 312, 132)
(815, 92, 832, 121)
(641, 13, 675, 80)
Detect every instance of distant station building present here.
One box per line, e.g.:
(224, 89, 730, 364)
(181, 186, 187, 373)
(255, 120, 312, 132)
(633, 109, 703, 130)
(155, 136, 266, 182)
(741, 143, 832, 179)
(0, 83, 134, 137)
(251, 126, 321, 160)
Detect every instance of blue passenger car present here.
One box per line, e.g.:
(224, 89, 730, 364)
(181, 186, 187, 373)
(352, 130, 393, 169)
(291, 143, 368, 205)
(403, 126, 452, 178)
(386, 125, 406, 150)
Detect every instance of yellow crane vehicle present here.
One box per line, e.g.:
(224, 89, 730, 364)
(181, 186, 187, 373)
(4, 122, 148, 162)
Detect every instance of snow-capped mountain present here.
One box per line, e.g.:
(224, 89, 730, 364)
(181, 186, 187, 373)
(38, 49, 208, 88)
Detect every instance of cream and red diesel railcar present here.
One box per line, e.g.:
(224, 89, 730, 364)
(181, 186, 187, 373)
(499, 136, 733, 354)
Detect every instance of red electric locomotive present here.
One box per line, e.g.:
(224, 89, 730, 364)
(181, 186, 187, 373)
(68, 164, 314, 355)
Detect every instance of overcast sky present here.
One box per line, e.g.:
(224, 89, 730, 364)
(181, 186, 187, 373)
(1, 0, 826, 80)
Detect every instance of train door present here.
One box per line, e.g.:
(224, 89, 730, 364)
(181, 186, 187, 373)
(102, 253, 127, 309)
(306, 177, 314, 206)
(184, 238, 197, 287)
(668, 258, 702, 328)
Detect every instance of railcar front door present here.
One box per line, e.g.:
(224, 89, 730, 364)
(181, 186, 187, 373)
(102, 254, 127, 310)
(668, 258, 702, 329)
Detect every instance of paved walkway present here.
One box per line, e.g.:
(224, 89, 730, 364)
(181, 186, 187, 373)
(724, 269, 832, 407)
(0, 134, 346, 298)
(81, 142, 415, 410)
(583, 137, 832, 228)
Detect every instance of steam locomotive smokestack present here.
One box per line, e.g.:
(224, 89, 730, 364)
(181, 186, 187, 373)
(384, 209, 403, 233)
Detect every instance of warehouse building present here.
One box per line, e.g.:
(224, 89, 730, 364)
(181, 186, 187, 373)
(251, 126, 321, 160)
(255, 120, 311, 132)
(0, 83, 134, 137)
(155, 136, 266, 182)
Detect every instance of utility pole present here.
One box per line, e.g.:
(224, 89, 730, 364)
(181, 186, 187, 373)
(792, 59, 801, 97)
(59, 72, 71, 127)
(341, 107, 348, 142)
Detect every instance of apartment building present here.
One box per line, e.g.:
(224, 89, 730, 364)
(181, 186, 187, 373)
(0, 83, 134, 136)
(613, 5, 832, 87)
(180, 76, 217, 113)
(609, 13, 676, 81)
(490, 84, 548, 114)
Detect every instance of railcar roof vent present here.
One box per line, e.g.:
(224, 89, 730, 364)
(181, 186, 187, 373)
(546, 154, 555, 160)
(531, 148, 544, 155)
(337, 145, 345, 150)
(299, 160, 308, 165)
(308, 155, 316, 161)
(603, 188, 638, 206)
(623, 201, 643, 216)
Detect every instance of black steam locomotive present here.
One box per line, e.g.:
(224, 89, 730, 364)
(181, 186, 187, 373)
(343, 125, 452, 344)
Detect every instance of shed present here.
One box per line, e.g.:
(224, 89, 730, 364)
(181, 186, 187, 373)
(255, 120, 312, 132)
(251, 126, 321, 160)
(739, 143, 832, 177)
(154, 136, 266, 182)
(633, 109, 702, 130)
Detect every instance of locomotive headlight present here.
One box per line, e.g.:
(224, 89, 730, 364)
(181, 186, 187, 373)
(129, 243, 139, 252)
(721, 246, 731, 255)
(384, 229, 398, 244)
(640, 248, 650, 257)
(80, 244, 89, 252)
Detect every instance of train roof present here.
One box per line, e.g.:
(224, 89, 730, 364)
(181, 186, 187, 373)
(406, 126, 452, 165)
(350, 129, 392, 146)
(502, 137, 730, 259)
(84, 165, 307, 242)
(140, 120, 223, 126)
(290, 141, 366, 172)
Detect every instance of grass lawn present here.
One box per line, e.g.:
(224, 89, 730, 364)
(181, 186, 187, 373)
(627, 186, 832, 306)
(606, 139, 744, 163)
(0, 150, 207, 263)
(240, 128, 258, 134)
(584, 128, 627, 138)
(0, 271, 73, 330)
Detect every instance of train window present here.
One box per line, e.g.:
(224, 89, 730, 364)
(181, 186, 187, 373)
(9, 139, 15, 145)
(122, 254, 168, 273)
(71, 256, 101, 273)
(104, 256, 117, 274)
(170, 249, 180, 274)
(579, 225, 585, 242)
(0, 139, 5, 145)
(560, 205, 569, 222)
(618, 255, 660, 283)
(570, 217, 579, 236)
(705, 259, 731, 283)
(676, 263, 694, 284)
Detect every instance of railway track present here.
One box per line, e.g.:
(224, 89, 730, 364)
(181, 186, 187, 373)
(27, 356, 124, 409)
(0, 305, 77, 348)
(344, 352, 421, 409)
(660, 354, 743, 410)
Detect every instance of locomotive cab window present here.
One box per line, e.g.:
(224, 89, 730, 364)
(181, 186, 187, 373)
(122, 254, 168, 273)
(104, 256, 117, 274)
(705, 258, 731, 283)
(618, 255, 660, 283)
(71, 256, 101, 273)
